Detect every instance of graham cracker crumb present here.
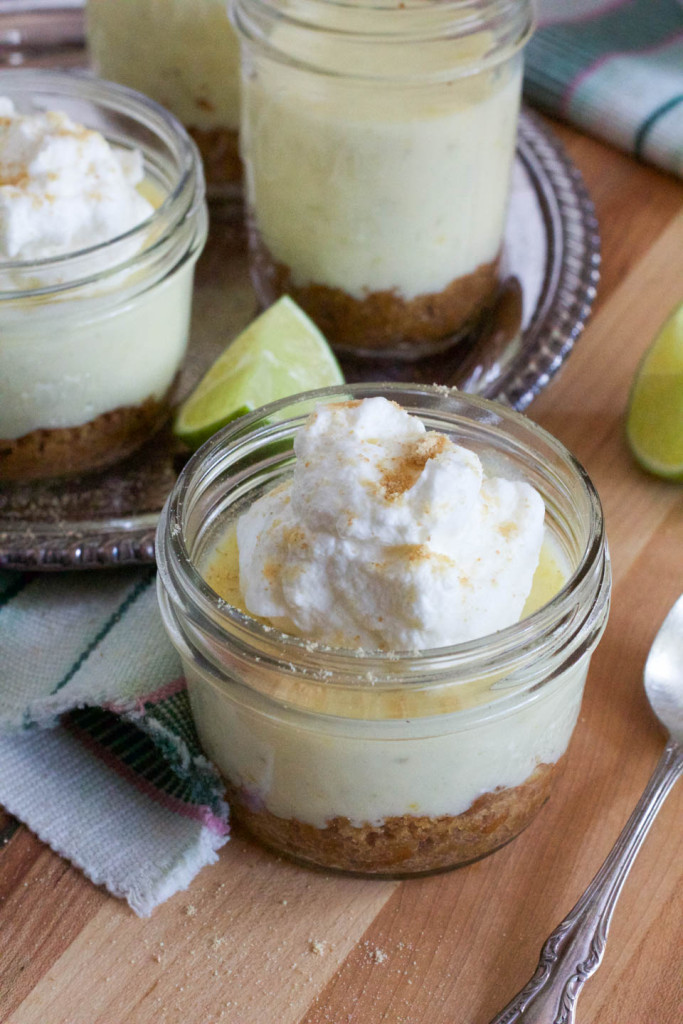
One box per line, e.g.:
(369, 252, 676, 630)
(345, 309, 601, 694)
(364, 942, 388, 965)
(226, 759, 563, 874)
(257, 235, 500, 352)
(0, 393, 171, 482)
(377, 433, 450, 500)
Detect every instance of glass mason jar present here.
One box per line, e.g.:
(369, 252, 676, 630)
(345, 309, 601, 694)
(0, 70, 208, 482)
(156, 384, 611, 876)
(86, 0, 242, 196)
(232, 0, 534, 358)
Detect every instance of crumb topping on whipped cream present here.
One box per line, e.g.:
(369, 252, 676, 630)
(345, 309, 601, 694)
(0, 97, 153, 262)
(236, 397, 546, 650)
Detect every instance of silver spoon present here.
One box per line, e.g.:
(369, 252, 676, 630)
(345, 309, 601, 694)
(488, 594, 683, 1024)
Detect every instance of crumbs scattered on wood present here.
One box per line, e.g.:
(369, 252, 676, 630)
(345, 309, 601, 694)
(362, 941, 388, 965)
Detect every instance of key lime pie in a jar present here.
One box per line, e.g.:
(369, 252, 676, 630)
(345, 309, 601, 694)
(0, 70, 207, 481)
(87, 0, 242, 195)
(232, 0, 534, 357)
(157, 384, 611, 875)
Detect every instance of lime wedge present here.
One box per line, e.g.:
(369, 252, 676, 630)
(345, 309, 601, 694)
(626, 301, 683, 480)
(174, 296, 344, 448)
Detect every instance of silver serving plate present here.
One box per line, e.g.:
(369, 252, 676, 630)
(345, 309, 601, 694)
(0, 110, 600, 571)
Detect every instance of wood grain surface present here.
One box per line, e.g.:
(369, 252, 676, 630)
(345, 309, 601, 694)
(1, 118, 682, 1024)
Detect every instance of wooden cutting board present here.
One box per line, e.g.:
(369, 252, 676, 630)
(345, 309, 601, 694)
(1, 120, 682, 1024)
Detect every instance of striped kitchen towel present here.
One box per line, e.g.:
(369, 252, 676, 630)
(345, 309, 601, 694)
(524, 0, 683, 177)
(0, 569, 229, 916)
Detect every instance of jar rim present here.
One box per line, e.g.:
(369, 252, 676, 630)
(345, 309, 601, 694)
(0, 69, 205, 298)
(232, 0, 535, 82)
(157, 383, 610, 702)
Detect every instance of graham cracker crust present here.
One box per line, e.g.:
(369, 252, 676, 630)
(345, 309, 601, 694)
(228, 759, 563, 875)
(250, 233, 500, 355)
(0, 395, 170, 482)
(188, 126, 241, 188)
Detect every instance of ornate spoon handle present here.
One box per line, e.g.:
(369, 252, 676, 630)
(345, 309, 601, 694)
(488, 738, 683, 1024)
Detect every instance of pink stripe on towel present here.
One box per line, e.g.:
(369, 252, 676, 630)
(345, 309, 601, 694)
(561, 29, 683, 116)
(66, 718, 230, 837)
(538, 0, 631, 30)
(106, 676, 187, 715)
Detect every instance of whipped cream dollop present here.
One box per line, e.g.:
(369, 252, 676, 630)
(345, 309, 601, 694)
(237, 397, 546, 650)
(0, 97, 153, 262)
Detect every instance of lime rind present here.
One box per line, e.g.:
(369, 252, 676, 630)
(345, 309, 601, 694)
(626, 301, 683, 480)
(174, 296, 344, 448)
(627, 373, 683, 479)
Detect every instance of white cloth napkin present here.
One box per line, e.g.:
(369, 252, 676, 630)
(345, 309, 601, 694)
(0, 569, 229, 916)
(525, 0, 683, 178)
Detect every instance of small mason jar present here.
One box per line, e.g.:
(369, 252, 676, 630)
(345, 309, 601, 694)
(0, 70, 208, 482)
(86, 0, 242, 196)
(232, 0, 534, 358)
(156, 384, 611, 876)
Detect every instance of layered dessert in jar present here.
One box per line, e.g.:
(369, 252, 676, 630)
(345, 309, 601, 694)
(0, 70, 207, 482)
(86, 0, 242, 193)
(233, 0, 534, 356)
(156, 385, 611, 875)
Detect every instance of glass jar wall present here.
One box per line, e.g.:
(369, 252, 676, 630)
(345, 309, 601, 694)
(87, 0, 242, 194)
(0, 70, 208, 481)
(156, 384, 611, 875)
(232, 0, 534, 358)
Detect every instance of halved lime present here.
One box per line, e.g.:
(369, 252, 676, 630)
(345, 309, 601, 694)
(174, 296, 344, 449)
(626, 301, 683, 480)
